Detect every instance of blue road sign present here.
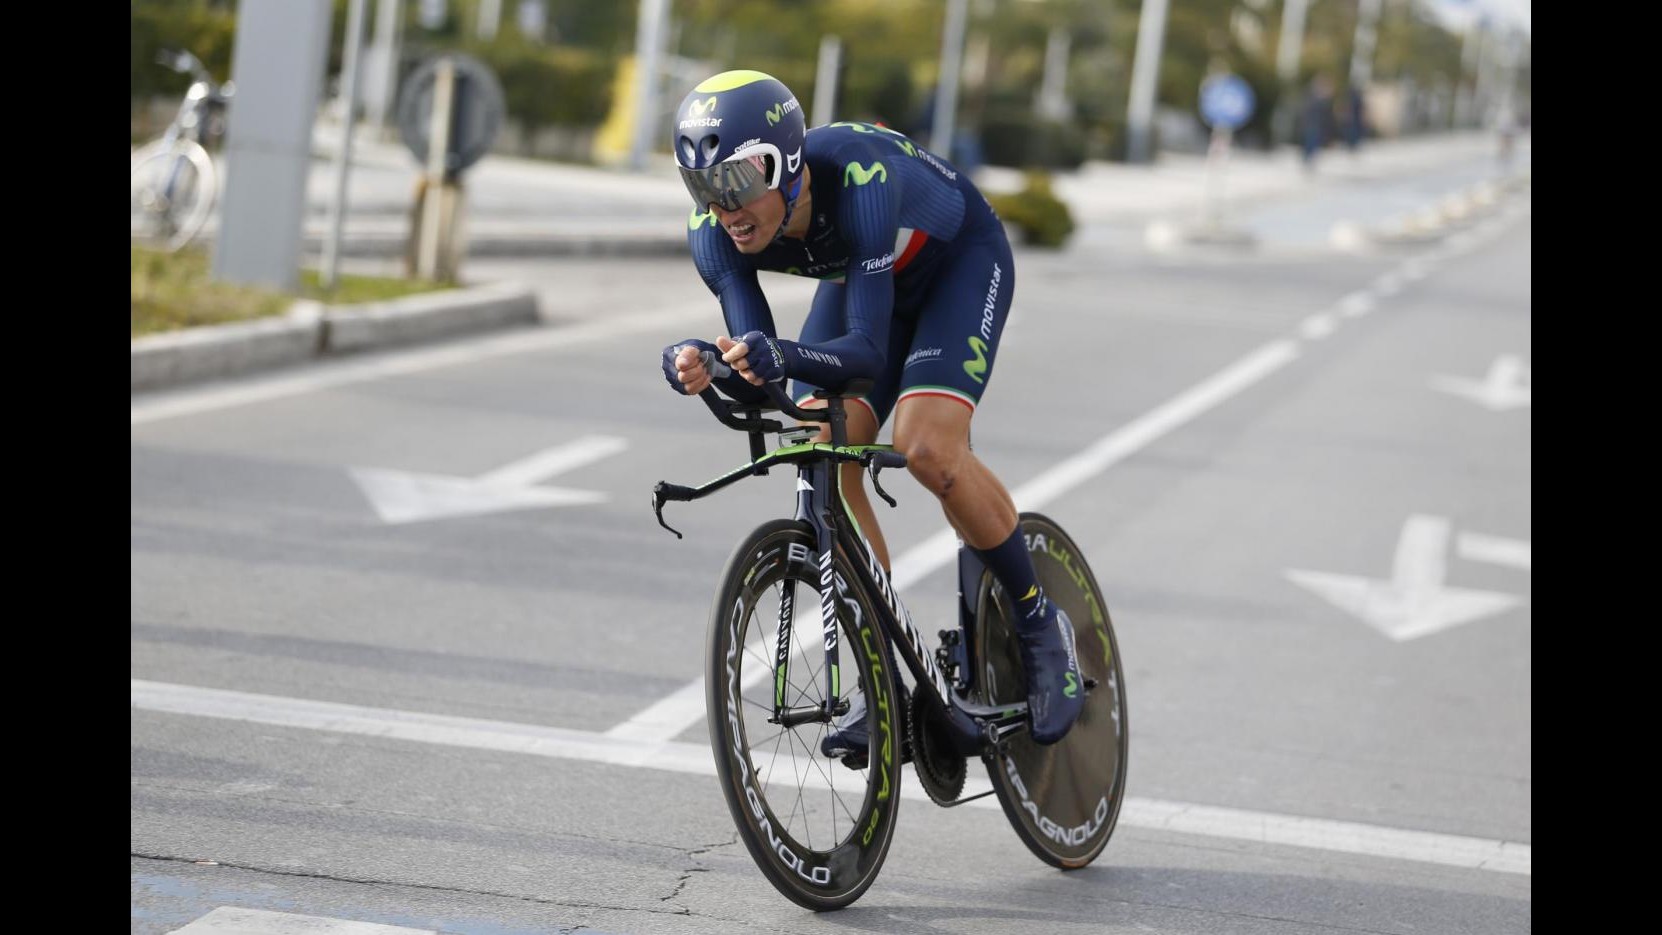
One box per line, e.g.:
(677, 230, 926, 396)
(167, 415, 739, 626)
(1200, 74, 1255, 131)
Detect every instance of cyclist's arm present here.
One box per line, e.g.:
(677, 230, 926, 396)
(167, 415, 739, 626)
(765, 157, 900, 389)
(691, 214, 780, 338)
(690, 220, 774, 402)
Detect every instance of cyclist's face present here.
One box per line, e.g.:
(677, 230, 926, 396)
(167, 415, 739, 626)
(710, 189, 785, 254)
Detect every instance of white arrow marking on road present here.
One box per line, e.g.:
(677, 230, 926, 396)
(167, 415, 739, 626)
(351, 436, 628, 524)
(1286, 514, 1521, 641)
(1430, 354, 1530, 411)
(1458, 532, 1531, 571)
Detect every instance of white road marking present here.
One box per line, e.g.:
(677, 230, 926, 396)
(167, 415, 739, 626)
(1430, 354, 1531, 411)
(610, 339, 1304, 744)
(1299, 313, 1337, 340)
(476, 436, 630, 487)
(1006, 339, 1304, 515)
(1458, 532, 1531, 571)
(169, 907, 434, 934)
(1286, 514, 1521, 641)
(351, 436, 629, 524)
(133, 679, 1530, 876)
(1338, 292, 1375, 318)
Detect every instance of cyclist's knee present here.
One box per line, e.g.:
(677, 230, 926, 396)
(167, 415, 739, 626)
(896, 433, 969, 496)
(894, 399, 971, 496)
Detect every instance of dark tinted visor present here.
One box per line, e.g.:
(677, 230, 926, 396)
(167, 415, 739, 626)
(679, 158, 772, 212)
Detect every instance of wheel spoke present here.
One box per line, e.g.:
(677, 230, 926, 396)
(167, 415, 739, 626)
(802, 733, 862, 833)
(784, 726, 814, 850)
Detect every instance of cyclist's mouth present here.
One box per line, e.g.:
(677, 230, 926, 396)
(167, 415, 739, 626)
(728, 222, 757, 244)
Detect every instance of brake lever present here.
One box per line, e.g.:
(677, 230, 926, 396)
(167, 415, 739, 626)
(865, 451, 906, 509)
(868, 460, 897, 508)
(651, 483, 688, 539)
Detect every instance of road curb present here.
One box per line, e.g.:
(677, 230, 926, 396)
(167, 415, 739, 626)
(323, 281, 537, 355)
(131, 282, 540, 393)
(131, 302, 324, 392)
(1329, 172, 1530, 252)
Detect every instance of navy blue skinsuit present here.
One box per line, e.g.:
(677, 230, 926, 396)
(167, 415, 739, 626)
(687, 122, 1015, 424)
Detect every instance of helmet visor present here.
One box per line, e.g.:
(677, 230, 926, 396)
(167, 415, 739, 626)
(679, 156, 774, 212)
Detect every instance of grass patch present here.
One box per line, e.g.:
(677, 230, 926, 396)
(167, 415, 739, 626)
(131, 245, 454, 337)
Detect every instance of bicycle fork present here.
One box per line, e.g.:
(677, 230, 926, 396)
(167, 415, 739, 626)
(767, 462, 847, 730)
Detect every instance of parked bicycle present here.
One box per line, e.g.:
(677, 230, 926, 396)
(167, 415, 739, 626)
(653, 380, 1129, 909)
(130, 49, 234, 253)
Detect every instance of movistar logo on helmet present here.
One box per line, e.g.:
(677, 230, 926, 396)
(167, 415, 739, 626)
(680, 96, 721, 129)
(689, 207, 719, 230)
(765, 98, 799, 126)
(844, 162, 887, 187)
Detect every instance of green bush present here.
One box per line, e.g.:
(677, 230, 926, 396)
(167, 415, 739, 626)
(985, 171, 1075, 249)
(131, 1, 238, 103)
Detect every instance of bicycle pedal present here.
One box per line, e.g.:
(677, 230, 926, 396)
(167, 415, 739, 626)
(832, 736, 914, 772)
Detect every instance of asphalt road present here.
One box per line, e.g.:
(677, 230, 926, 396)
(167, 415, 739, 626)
(133, 190, 1531, 933)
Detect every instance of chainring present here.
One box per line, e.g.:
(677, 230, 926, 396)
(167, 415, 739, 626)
(909, 689, 967, 805)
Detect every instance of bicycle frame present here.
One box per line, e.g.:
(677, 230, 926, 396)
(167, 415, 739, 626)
(654, 384, 1030, 754)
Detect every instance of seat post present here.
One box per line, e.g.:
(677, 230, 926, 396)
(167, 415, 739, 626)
(827, 396, 847, 448)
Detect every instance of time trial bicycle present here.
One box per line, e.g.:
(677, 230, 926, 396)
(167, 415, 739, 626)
(652, 379, 1128, 909)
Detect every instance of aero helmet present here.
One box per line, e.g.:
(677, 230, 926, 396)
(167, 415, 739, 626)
(673, 70, 806, 219)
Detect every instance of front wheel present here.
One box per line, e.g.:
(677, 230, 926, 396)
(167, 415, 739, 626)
(972, 512, 1129, 869)
(131, 139, 217, 252)
(705, 520, 904, 910)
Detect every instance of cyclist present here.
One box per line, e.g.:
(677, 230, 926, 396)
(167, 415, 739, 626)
(658, 70, 1084, 748)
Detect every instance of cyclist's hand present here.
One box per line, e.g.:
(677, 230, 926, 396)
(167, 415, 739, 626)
(720, 331, 786, 386)
(661, 338, 728, 396)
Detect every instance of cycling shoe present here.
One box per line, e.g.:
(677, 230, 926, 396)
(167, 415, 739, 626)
(820, 682, 912, 769)
(1017, 603, 1085, 745)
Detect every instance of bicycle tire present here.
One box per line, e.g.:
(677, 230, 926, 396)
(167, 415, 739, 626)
(130, 139, 217, 253)
(705, 519, 904, 910)
(972, 512, 1129, 869)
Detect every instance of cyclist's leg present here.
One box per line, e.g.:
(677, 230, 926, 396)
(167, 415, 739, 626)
(790, 278, 910, 571)
(888, 225, 1018, 551)
(891, 226, 1083, 745)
